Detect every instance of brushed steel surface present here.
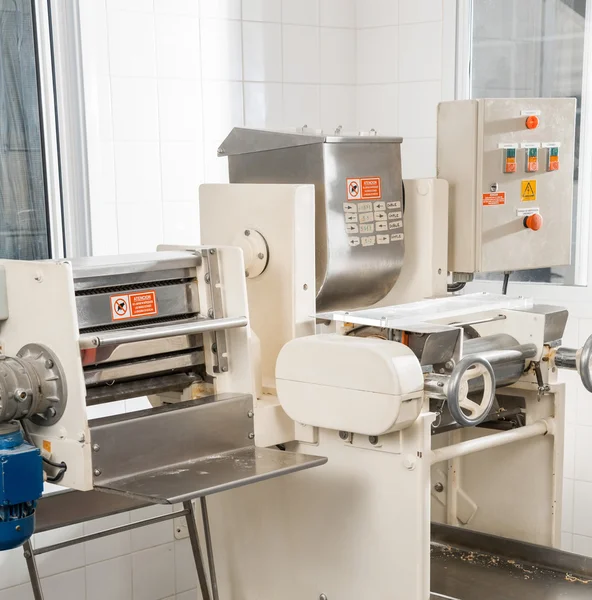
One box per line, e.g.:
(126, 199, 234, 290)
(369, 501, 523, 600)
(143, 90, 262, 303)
(85, 373, 200, 405)
(431, 524, 592, 599)
(514, 305, 569, 345)
(36, 489, 149, 532)
(95, 446, 328, 504)
(70, 251, 200, 282)
(218, 127, 402, 156)
(80, 329, 203, 366)
(79, 315, 247, 349)
(83, 350, 205, 386)
(464, 334, 536, 388)
(221, 127, 404, 311)
(76, 281, 199, 329)
(89, 394, 327, 503)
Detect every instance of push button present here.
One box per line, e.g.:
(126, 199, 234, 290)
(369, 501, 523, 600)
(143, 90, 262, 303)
(526, 115, 539, 129)
(548, 146, 560, 171)
(526, 147, 539, 172)
(524, 213, 543, 231)
(504, 148, 517, 173)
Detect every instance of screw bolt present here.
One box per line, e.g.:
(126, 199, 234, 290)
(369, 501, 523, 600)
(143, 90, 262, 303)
(14, 389, 27, 402)
(248, 432, 255, 440)
(92, 444, 100, 453)
(244, 230, 251, 236)
(208, 308, 214, 318)
(94, 468, 102, 477)
(15, 525, 21, 532)
(205, 273, 210, 284)
(338, 431, 349, 441)
(369, 435, 379, 445)
(320, 595, 328, 600)
(45, 359, 54, 369)
(209, 249, 216, 255)
(258, 253, 264, 260)
(434, 482, 444, 493)
(303, 284, 308, 291)
(445, 360, 455, 371)
(221, 366, 228, 372)
(247, 410, 254, 418)
(47, 407, 57, 418)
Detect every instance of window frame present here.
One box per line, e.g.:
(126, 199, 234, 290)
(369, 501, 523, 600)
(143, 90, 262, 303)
(32, 0, 92, 259)
(455, 0, 592, 298)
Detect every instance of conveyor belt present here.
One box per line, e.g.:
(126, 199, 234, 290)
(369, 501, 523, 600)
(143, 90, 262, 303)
(431, 524, 592, 599)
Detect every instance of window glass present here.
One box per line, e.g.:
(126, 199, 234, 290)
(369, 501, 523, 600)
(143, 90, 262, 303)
(0, 0, 50, 260)
(472, 0, 587, 285)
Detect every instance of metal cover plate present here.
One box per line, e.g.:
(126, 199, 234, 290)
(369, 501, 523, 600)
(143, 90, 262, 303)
(95, 446, 327, 504)
(318, 293, 533, 330)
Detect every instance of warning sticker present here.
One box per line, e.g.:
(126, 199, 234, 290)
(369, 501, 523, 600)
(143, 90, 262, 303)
(111, 291, 158, 321)
(482, 192, 506, 206)
(521, 180, 537, 202)
(43, 440, 52, 453)
(347, 177, 382, 200)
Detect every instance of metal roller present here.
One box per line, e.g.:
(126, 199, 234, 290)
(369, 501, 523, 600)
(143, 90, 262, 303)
(463, 334, 536, 389)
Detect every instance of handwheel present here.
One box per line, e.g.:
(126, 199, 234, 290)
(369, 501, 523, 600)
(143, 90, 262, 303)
(447, 356, 496, 427)
(579, 335, 592, 393)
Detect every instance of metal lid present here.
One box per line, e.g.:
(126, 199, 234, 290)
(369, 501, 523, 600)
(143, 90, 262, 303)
(67, 252, 201, 281)
(218, 128, 403, 157)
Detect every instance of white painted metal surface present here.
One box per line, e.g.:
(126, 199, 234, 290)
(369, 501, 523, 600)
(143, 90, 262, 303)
(276, 334, 424, 435)
(376, 178, 449, 305)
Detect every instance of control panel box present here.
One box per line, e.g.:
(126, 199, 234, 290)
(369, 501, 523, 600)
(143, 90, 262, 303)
(437, 98, 576, 274)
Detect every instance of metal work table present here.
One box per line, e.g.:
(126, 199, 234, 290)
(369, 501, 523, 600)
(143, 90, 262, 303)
(32, 496, 592, 600)
(431, 524, 592, 599)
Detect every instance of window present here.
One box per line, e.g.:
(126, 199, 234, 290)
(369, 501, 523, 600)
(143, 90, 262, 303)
(0, 0, 50, 259)
(470, 0, 590, 285)
(0, 0, 91, 261)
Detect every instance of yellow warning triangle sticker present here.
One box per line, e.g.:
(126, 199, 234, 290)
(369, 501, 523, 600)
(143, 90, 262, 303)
(521, 180, 537, 202)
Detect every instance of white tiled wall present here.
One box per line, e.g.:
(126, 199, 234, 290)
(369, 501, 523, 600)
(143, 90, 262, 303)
(88, 0, 359, 258)
(355, 0, 452, 179)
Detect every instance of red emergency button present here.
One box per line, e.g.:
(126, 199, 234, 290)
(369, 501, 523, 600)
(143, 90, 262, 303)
(524, 213, 543, 231)
(526, 115, 539, 129)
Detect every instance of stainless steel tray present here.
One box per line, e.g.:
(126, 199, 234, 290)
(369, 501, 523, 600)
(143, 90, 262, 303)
(431, 524, 592, 599)
(89, 393, 327, 504)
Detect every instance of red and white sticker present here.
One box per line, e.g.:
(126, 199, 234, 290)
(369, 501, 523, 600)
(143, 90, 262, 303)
(347, 177, 382, 200)
(482, 192, 506, 206)
(110, 291, 158, 321)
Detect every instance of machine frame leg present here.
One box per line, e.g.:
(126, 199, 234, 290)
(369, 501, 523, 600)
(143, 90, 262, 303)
(200, 497, 220, 600)
(184, 500, 213, 600)
(23, 540, 44, 600)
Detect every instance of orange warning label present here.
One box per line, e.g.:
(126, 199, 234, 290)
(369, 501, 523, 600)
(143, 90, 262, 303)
(347, 177, 382, 200)
(110, 290, 158, 321)
(43, 440, 52, 453)
(482, 192, 506, 206)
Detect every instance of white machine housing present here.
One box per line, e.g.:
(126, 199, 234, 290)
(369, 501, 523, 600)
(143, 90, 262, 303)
(276, 334, 424, 435)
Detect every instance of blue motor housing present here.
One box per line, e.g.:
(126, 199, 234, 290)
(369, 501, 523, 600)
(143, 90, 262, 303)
(0, 423, 43, 551)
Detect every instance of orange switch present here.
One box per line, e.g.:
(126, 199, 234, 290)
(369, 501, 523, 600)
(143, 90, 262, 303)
(524, 213, 543, 231)
(526, 115, 539, 129)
